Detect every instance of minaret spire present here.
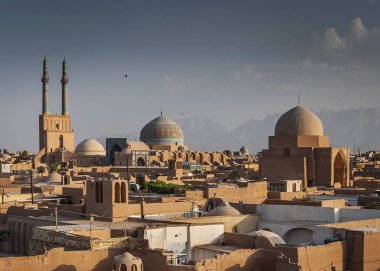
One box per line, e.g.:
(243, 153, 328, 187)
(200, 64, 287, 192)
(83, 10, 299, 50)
(61, 57, 69, 115)
(297, 92, 300, 107)
(41, 57, 49, 114)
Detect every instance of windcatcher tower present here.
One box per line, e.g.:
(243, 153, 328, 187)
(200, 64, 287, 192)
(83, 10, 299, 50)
(37, 58, 75, 164)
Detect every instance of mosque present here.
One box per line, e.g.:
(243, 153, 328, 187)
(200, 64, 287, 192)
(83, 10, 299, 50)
(260, 106, 350, 188)
(35, 58, 230, 171)
(34, 58, 349, 188)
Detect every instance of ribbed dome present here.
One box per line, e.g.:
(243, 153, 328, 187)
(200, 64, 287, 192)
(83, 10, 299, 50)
(240, 146, 249, 154)
(75, 139, 105, 156)
(208, 205, 241, 216)
(275, 106, 323, 136)
(140, 116, 184, 146)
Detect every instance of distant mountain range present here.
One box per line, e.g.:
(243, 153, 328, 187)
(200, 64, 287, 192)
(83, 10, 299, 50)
(98, 107, 380, 153)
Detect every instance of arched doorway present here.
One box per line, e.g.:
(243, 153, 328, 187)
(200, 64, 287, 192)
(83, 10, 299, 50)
(59, 135, 64, 148)
(334, 152, 346, 185)
(137, 157, 146, 167)
(110, 144, 122, 166)
(283, 228, 314, 245)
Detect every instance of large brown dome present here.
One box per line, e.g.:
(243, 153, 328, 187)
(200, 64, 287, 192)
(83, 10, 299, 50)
(275, 106, 323, 136)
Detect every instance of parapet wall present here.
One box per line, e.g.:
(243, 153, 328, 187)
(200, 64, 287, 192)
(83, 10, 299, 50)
(206, 182, 267, 203)
(127, 201, 194, 216)
(0, 247, 124, 271)
(194, 248, 294, 271)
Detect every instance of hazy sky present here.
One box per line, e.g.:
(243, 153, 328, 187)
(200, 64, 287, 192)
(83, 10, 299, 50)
(1, 0, 380, 152)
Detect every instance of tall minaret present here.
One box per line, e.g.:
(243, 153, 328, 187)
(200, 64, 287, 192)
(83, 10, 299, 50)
(41, 57, 49, 115)
(61, 57, 69, 115)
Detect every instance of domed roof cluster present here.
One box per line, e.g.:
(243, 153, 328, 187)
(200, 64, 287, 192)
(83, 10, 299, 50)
(140, 116, 184, 146)
(75, 139, 105, 156)
(275, 106, 323, 136)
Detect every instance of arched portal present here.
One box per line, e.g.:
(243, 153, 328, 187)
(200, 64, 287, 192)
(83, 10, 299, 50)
(110, 144, 122, 166)
(157, 152, 163, 162)
(334, 152, 347, 185)
(137, 157, 146, 167)
(59, 135, 64, 148)
(283, 228, 313, 245)
(121, 182, 127, 203)
(23, 223, 28, 255)
(115, 182, 121, 203)
(209, 153, 215, 163)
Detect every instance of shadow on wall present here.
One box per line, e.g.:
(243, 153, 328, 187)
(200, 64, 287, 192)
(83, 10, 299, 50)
(225, 264, 242, 271)
(283, 228, 314, 245)
(91, 250, 119, 271)
(52, 265, 78, 271)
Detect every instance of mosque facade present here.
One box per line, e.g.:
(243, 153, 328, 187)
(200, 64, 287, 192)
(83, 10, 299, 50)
(36, 58, 75, 164)
(107, 113, 230, 170)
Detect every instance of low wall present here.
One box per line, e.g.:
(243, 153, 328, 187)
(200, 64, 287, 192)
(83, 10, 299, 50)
(127, 201, 194, 216)
(0, 247, 124, 271)
(223, 232, 256, 248)
(275, 241, 346, 271)
(267, 192, 306, 200)
(169, 214, 259, 234)
(265, 199, 346, 208)
(207, 182, 267, 204)
(194, 248, 288, 271)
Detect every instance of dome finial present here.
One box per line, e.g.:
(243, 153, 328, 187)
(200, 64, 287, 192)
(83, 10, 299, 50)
(160, 109, 163, 116)
(297, 92, 300, 107)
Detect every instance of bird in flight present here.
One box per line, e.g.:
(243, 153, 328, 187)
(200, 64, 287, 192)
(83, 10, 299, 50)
(122, 71, 128, 78)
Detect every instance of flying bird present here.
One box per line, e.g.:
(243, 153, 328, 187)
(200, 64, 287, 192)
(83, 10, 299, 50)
(122, 71, 128, 78)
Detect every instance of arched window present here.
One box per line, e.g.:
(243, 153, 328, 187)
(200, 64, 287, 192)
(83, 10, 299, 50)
(121, 182, 127, 203)
(141, 263, 144, 271)
(95, 182, 99, 203)
(115, 182, 121, 203)
(23, 223, 28, 255)
(137, 157, 146, 167)
(120, 264, 127, 271)
(99, 182, 104, 203)
(131, 264, 137, 271)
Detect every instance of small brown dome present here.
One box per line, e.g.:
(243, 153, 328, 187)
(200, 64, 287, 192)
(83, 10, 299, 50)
(208, 205, 241, 216)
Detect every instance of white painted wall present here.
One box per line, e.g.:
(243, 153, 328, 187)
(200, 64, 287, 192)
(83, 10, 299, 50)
(143, 223, 224, 260)
(257, 204, 380, 245)
(257, 204, 339, 224)
(340, 208, 380, 222)
(0, 164, 10, 173)
(188, 224, 224, 260)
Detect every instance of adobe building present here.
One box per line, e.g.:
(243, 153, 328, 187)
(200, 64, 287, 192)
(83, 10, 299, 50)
(85, 178, 129, 222)
(260, 106, 350, 188)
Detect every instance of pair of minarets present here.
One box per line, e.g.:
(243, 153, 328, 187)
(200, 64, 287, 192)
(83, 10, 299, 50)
(41, 57, 69, 115)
